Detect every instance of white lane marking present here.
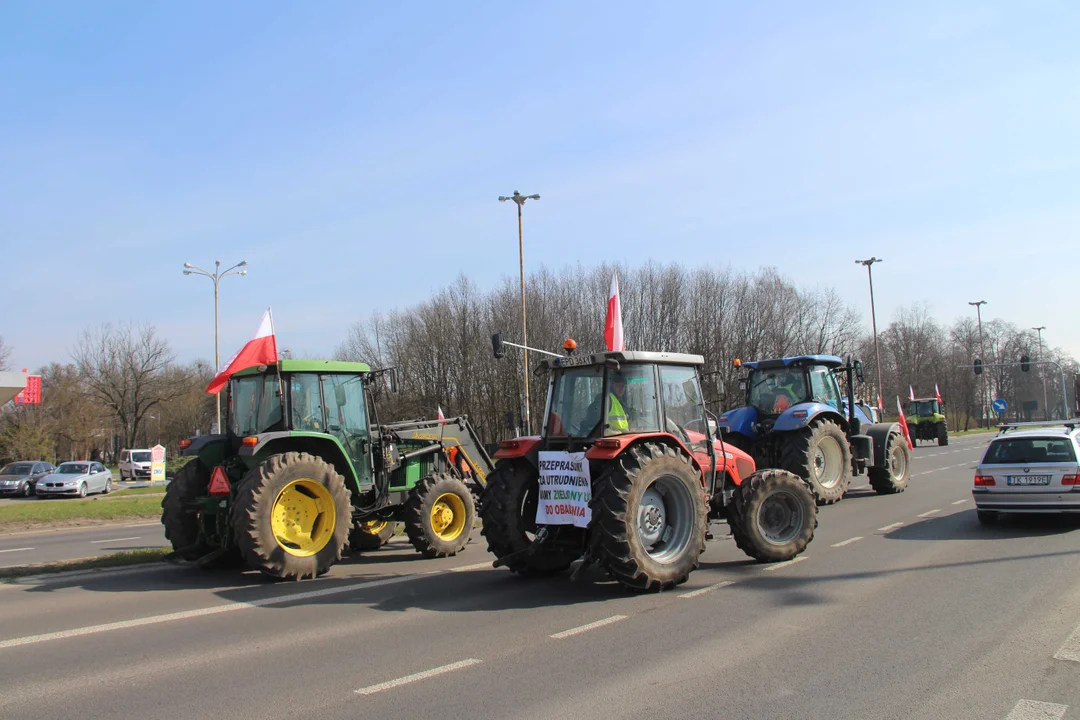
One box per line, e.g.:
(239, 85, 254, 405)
(831, 536, 863, 548)
(1053, 622, 1080, 663)
(952, 499, 969, 505)
(917, 509, 941, 518)
(122, 522, 162, 528)
(0, 571, 441, 650)
(90, 536, 140, 544)
(878, 522, 904, 532)
(550, 615, 627, 639)
(1005, 699, 1068, 719)
(679, 581, 734, 599)
(763, 556, 807, 572)
(0, 548, 34, 554)
(850, 484, 869, 490)
(355, 658, 482, 695)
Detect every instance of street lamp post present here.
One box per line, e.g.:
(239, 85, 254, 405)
(1033, 326, 1049, 420)
(855, 258, 885, 414)
(969, 300, 988, 427)
(498, 191, 540, 435)
(183, 259, 248, 433)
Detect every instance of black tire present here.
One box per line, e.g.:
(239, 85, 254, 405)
(479, 461, 579, 575)
(728, 469, 817, 563)
(231, 452, 351, 580)
(868, 431, 911, 494)
(161, 460, 211, 558)
(403, 473, 476, 558)
(104, 478, 112, 494)
(937, 422, 949, 446)
(779, 420, 852, 505)
(78, 483, 87, 498)
(349, 519, 397, 552)
(590, 443, 708, 592)
(977, 510, 999, 525)
(24, 483, 33, 498)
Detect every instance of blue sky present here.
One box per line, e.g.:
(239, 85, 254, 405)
(3, 1, 1079, 371)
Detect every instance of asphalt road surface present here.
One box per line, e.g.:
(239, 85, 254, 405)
(2, 434, 1079, 720)
(0, 521, 170, 568)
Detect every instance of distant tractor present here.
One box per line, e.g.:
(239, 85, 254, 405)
(717, 355, 911, 504)
(905, 397, 948, 446)
(481, 348, 817, 593)
(164, 360, 493, 579)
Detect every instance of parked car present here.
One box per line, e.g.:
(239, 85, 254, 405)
(0, 461, 56, 497)
(35, 461, 113, 498)
(973, 423, 1080, 523)
(118, 449, 152, 481)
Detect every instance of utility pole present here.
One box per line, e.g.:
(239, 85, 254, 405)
(498, 191, 540, 435)
(1033, 326, 1049, 420)
(855, 258, 885, 414)
(969, 300, 988, 427)
(183, 259, 248, 433)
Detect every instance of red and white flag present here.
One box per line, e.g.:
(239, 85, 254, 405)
(934, 384, 943, 404)
(908, 385, 915, 402)
(877, 395, 884, 414)
(436, 406, 445, 423)
(604, 271, 624, 352)
(206, 308, 278, 395)
(896, 396, 914, 450)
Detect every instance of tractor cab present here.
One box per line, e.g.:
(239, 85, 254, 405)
(906, 398, 942, 419)
(738, 356, 845, 425)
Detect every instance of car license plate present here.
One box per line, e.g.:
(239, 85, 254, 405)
(1007, 475, 1052, 486)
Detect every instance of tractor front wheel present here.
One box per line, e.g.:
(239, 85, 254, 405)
(868, 432, 911, 494)
(590, 443, 707, 592)
(937, 422, 949, 446)
(349, 519, 397, 552)
(728, 469, 817, 563)
(161, 459, 211, 559)
(404, 474, 476, 558)
(779, 420, 852, 505)
(232, 452, 351, 579)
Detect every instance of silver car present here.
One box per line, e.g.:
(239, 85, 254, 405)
(973, 423, 1080, 524)
(35, 461, 114, 498)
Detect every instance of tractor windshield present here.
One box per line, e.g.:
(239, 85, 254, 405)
(748, 368, 809, 415)
(230, 374, 283, 436)
(545, 363, 660, 438)
(908, 400, 938, 417)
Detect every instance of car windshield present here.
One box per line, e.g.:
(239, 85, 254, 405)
(0, 463, 33, 476)
(983, 437, 1077, 465)
(57, 463, 89, 474)
(132, 452, 151, 462)
(545, 363, 661, 438)
(748, 368, 809, 414)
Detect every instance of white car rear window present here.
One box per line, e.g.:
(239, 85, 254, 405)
(984, 437, 1077, 465)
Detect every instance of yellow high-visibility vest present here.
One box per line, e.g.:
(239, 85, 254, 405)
(608, 393, 629, 433)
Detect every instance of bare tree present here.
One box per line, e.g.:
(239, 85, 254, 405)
(0, 336, 10, 371)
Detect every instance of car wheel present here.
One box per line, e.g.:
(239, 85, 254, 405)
(24, 483, 33, 498)
(78, 483, 87, 498)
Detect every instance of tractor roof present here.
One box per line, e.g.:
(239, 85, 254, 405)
(910, 397, 938, 403)
(742, 355, 843, 371)
(542, 350, 705, 370)
(233, 359, 372, 378)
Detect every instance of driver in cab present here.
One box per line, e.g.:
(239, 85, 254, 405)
(771, 372, 804, 414)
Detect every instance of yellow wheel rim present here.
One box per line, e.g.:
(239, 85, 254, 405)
(360, 519, 389, 535)
(429, 492, 467, 541)
(270, 478, 337, 557)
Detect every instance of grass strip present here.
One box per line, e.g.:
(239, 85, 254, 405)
(0, 548, 169, 580)
(0, 495, 162, 530)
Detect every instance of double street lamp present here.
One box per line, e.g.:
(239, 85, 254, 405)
(855, 258, 884, 413)
(498, 191, 540, 435)
(183, 260, 248, 433)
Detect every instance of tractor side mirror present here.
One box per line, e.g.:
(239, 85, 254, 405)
(492, 333, 505, 359)
(738, 379, 747, 392)
(853, 360, 865, 383)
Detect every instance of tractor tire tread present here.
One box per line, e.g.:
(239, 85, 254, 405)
(868, 432, 912, 494)
(403, 473, 476, 558)
(778, 420, 852, 505)
(727, 468, 817, 563)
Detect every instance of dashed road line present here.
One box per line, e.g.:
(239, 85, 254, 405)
(952, 499, 969, 505)
(1005, 699, 1068, 719)
(550, 615, 627, 639)
(679, 581, 734, 599)
(89, 536, 140, 544)
(917, 509, 941, 518)
(830, 537, 863, 548)
(354, 658, 482, 695)
(1053, 622, 1080, 663)
(449, 562, 493, 572)
(877, 522, 904, 532)
(850, 484, 870, 490)
(763, 556, 807, 572)
(0, 547, 33, 554)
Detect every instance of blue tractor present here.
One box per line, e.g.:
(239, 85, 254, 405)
(716, 355, 911, 505)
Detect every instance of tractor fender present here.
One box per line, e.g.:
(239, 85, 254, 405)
(184, 435, 230, 470)
(717, 406, 758, 440)
(241, 432, 365, 493)
(865, 423, 903, 468)
(772, 404, 847, 433)
(585, 434, 707, 488)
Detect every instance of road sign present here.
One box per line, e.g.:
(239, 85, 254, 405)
(992, 398, 1008, 414)
(150, 444, 166, 485)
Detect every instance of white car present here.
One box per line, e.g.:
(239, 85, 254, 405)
(118, 449, 152, 480)
(973, 423, 1080, 523)
(35, 461, 114, 498)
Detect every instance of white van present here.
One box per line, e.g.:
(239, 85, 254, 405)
(118, 449, 152, 480)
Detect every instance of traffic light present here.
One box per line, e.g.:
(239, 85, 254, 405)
(1020, 355, 1031, 372)
(491, 333, 505, 359)
(973, 359, 983, 375)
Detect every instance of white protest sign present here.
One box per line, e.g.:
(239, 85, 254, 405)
(535, 450, 592, 528)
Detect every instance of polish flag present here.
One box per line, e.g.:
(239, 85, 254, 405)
(437, 406, 446, 424)
(935, 384, 943, 404)
(604, 271, 624, 352)
(896, 396, 914, 450)
(206, 308, 278, 395)
(908, 385, 916, 402)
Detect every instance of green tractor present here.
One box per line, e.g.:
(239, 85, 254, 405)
(905, 397, 948, 446)
(163, 360, 493, 579)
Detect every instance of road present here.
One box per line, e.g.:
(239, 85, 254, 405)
(2, 434, 1079, 720)
(0, 521, 169, 568)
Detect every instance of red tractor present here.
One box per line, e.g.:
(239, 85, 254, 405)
(481, 348, 817, 592)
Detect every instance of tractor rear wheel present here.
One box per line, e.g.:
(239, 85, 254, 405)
(404, 473, 476, 558)
(937, 422, 949, 446)
(728, 469, 817, 563)
(349, 519, 397, 552)
(779, 420, 852, 505)
(868, 431, 911, 494)
(161, 459, 210, 559)
(590, 443, 707, 592)
(480, 461, 580, 575)
(232, 452, 351, 579)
